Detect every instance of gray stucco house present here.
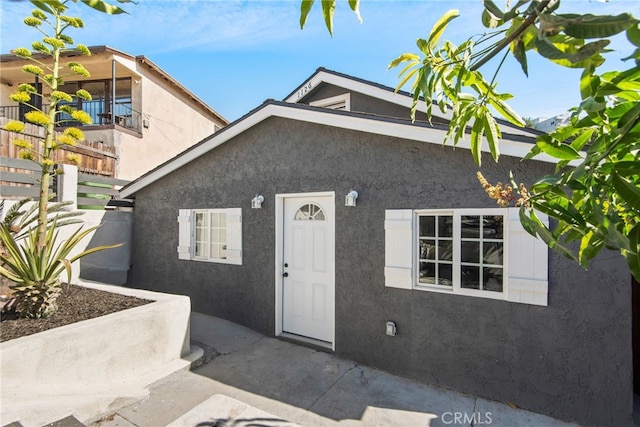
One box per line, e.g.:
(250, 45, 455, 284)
(120, 68, 632, 426)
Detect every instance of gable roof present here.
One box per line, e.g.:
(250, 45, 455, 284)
(284, 67, 542, 139)
(120, 98, 556, 199)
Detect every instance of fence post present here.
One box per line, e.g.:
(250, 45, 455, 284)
(57, 164, 78, 210)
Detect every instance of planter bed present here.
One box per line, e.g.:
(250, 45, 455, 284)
(0, 280, 197, 427)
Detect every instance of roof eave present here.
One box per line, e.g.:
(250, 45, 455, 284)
(120, 101, 558, 199)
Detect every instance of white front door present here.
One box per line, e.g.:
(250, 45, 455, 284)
(282, 195, 335, 343)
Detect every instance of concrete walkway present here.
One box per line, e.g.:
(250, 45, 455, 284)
(86, 312, 580, 427)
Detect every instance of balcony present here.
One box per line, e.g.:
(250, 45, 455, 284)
(0, 101, 142, 133)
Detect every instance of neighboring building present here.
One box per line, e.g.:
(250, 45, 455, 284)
(531, 112, 571, 133)
(0, 46, 228, 180)
(120, 68, 631, 427)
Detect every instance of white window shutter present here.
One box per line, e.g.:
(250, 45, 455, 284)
(177, 209, 192, 260)
(225, 208, 242, 265)
(506, 208, 549, 306)
(384, 210, 414, 290)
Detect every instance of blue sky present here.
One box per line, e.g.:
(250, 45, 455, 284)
(1, 0, 638, 122)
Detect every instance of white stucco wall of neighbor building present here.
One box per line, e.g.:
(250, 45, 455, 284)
(110, 56, 222, 180)
(0, 46, 227, 182)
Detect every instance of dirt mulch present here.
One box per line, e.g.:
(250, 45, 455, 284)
(0, 281, 152, 343)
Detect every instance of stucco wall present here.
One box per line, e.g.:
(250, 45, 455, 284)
(114, 63, 223, 181)
(129, 117, 632, 426)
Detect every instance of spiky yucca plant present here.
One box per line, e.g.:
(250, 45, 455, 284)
(0, 0, 132, 317)
(0, 218, 121, 318)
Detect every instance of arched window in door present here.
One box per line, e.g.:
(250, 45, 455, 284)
(294, 203, 326, 221)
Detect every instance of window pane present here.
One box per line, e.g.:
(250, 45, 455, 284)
(211, 213, 219, 228)
(438, 216, 453, 237)
(438, 241, 453, 261)
(195, 212, 206, 227)
(438, 264, 453, 286)
(483, 242, 503, 265)
(295, 204, 309, 220)
(461, 216, 480, 238)
(420, 240, 436, 260)
(419, 216, 435, 237)
(193, 211, 229, 261)
(484, 267, 503, 292)
(461, 241, 479, 263)
(419, 262, 436, 284)
(461, 266, 480, 289)
(484, 215, 503, 239)
(295, 204, 325, 221)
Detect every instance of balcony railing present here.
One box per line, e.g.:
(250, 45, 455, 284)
(0, 101, 142, 133)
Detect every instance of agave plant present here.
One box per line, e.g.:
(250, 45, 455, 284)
(0, 218, 121, 318)
(1, 198, 84, 240)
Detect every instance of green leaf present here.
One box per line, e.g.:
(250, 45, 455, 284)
(617, 102, 640, 133)
(80, 0, 129, 14)
(578, 230, 605, 266)
(612, 173, 640, 210)
(395, 67, 419, 92)
(580, 71, 600, 99)
(535, 136, 582, 160)
(521, 208, 578, 261)
(503, 0, 530, 22)
(482, 0, 504, 19)
(321, 0, 336, 36)
(628, 23, 640, 47)
(347, 0, 362, 23)
(470, 116, 484, 166)
(483, 111, 500, 161)
(535, 38, 572, 61)
(388, 53, 419, 70)
(29, 1, 55, 14)
(569, 128, 594, 151)
(300, 0, 315, 29)
(613, 161, 640, 177)
(567, 40, 610, 64)
(523, 144, 542, 160)
(559, 13, 639, 39)
(488, 98, 525, 127)
(482, 9, 501, 29)
(512, 38, 528, 76)
(428, 9, 459, 50)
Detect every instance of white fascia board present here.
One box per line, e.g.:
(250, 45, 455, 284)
(284, 70, 538, 138)
(120, 103, 561, 198)
(284, 71, 443, 117)
(267, 104, 561, 163)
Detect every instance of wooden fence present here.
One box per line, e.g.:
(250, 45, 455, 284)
(1, 158, 130, 209)
(0, 119, 117, 177)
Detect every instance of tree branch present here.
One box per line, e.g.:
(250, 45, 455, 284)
(470, 0, 551, 71)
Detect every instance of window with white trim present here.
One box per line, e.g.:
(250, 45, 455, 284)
(385, 208, 548, 306)
(177, 208, 242, 265)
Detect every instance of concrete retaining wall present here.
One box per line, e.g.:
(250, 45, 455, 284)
(0, 281, 193, 427)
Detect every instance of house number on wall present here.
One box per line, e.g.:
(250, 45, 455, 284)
(296, 82, 313, 100)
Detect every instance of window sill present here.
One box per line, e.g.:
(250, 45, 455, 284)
(413, 283, 505, 301)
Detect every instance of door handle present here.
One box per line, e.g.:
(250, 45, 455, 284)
(283, 272, 289, 277)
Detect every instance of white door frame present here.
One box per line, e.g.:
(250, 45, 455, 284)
(274, 191, 335, 350)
